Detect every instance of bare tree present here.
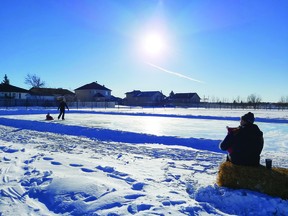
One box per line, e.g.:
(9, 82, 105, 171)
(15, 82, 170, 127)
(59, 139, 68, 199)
(25, 74, 45, 88)
(234, 96, 242, 103)
(279, 96, 288, 103)
(278, 96, 288, 109)
(247, 94, 262, 109)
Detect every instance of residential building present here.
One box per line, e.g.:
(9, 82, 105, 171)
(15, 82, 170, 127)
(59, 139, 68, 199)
(75, 82, 112, 102)
(124, 90, 166, 106)
(28, 87, 75, 102)
(168, 92, 201, 107)
(0, 83, 29, 99)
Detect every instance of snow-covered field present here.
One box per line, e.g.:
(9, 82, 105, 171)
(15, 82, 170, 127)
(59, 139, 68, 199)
(0, 107, 287, 215)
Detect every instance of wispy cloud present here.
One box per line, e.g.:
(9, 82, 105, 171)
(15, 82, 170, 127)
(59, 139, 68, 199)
(146, 62, 204, 83)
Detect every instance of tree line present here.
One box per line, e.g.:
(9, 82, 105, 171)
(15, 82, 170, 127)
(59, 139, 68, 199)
(1, 74, 288, 107)
(1, 74, 45, 88)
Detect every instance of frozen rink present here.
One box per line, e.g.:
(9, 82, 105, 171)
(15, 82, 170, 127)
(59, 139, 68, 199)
(2, 107, 288, 152)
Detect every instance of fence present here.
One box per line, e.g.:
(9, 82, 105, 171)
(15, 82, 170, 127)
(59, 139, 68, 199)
(1, 98, 287, 110)
(0, 99, 115, 109)
(70, 101, 115, 109)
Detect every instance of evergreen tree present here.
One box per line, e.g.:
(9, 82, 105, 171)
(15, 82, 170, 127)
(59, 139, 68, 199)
(1, 74, 10, 85)
(169, 91, 175, 98)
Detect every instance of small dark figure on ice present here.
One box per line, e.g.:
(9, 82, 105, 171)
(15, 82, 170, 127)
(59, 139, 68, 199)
(58, 99, 69, 120)
(46, 113, 54, 121)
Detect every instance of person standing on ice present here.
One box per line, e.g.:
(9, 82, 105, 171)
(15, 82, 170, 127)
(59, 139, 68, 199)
(57, 99, 69, 120)
(219, 112, 264, 166)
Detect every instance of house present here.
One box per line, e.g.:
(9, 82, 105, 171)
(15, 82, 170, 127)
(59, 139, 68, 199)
(0, 83, 29, 100)
(28, 87, 75, 102)
(75, 82, 112, 102)
(124, 90, 166, 106)
(168, 92, 201, 107)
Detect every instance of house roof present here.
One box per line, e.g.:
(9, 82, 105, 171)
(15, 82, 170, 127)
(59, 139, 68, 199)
(126, 90, 164, 97)
(172, 93, 200, 99)
(75, 82, 111, 91)
(126, 90, 141, 95)
(29, 87, 75, 96)
(0, 84, 29, 93)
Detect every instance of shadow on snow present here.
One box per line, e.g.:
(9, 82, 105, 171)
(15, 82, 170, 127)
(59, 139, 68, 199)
(0, 117, 222, 153)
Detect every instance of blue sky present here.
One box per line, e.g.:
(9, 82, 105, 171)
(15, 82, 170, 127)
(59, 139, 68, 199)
(0, 0, 287, 102)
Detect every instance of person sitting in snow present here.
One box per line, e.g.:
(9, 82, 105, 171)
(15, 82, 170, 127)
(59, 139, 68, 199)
(46, 113, 54, 120)
(219, 112, 264, 166)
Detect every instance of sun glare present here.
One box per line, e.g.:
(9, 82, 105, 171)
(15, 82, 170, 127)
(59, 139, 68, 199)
(141, 32, 166, 57)
(142, 117, 163, 135)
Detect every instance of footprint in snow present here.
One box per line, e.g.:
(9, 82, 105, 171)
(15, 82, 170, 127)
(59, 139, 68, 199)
(0, 146, 19, 153)
(69, 163, 83, 167)
(132, 182, 146, 191)
(96, 165, 114, 173)
(81, 168, 95, 173)
(124, 194, 145, 200)
(108, 173, 136, 183)
(127, 203, 153, 214)
(43, 157, 54, 161)
(24, 158, 35, 164)
(3, 157, 11, 161)
(96, 165, 135, 183)
(96, 165, 129, 176)
(162, 200, 186, 206)
(83, 196, 97, 202)
(51, 161, 62, 165)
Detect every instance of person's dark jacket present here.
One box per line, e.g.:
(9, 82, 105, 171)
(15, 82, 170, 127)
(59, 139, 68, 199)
(58, 101, 69, 111)
(220, 123, 264, 166)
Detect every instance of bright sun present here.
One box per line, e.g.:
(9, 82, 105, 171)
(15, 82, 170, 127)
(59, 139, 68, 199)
(141, 32, 166, 57)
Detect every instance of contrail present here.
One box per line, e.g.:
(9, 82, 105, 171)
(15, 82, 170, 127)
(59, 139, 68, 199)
(146, 62, 204, 83)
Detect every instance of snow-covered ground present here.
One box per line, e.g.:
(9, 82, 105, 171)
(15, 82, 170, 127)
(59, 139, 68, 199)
(0, 107, 287, 215)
